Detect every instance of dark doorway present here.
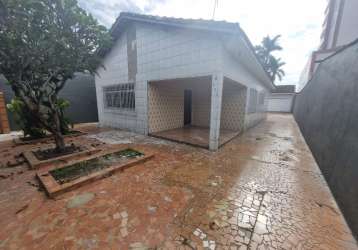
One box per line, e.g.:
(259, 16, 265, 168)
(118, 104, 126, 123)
(184, 89, 192, 125)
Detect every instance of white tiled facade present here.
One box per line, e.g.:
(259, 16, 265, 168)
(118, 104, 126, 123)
(95, 21, 271, 149)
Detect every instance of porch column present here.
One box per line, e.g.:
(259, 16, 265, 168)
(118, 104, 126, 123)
(209, 73, 224, 150)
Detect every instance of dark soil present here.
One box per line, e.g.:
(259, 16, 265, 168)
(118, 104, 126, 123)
(33, 144, 82, 161)
(20, 130, 82, 142)
(50, 149, 143, 184)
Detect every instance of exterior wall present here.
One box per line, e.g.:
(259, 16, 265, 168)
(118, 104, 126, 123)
(148, 81, 184, 133)
(0, 76, 17, 130)
(95, 23, 222, 134)
(221, 48, 269, 130)
(302, 0, 358, 92)
(293, 41, 358, 239)
(0, 92, 10, 134)
(95, 30, 134, 131)
(59, 73, 98, 124)
(148, 77, 211, 133)
(335, 0, 358, 47)
(321, 0, 358, 50)
(220, 79, 247, 132)
(267, 93, 295, 113)
(191, 79, 211, 127)
(298, 50, 336, 92)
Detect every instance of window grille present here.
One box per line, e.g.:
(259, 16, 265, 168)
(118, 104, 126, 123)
(103, 83, 135, 110)
(248, 89, 258, 113)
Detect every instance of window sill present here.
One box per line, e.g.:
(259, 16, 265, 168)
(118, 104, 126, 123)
(103, 108, 137, 117)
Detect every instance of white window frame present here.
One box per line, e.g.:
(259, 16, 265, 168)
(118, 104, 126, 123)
(103, 83, 135, 112)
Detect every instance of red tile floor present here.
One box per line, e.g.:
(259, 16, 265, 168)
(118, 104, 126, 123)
(0, 114, 357, 249)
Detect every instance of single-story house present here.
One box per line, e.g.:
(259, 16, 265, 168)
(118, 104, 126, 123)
(95, 12, 275, 150)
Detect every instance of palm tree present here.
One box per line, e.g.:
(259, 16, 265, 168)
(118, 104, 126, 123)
(255, 35, 285, 83)
(267, 56, 285, 82)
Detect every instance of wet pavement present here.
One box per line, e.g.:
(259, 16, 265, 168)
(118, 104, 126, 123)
(150, 126, 238, 148)
(0, 114, 357, 249)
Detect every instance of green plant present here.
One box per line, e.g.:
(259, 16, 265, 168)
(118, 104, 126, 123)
(0, 0, 111, 151)
(7, 97, 46, 138)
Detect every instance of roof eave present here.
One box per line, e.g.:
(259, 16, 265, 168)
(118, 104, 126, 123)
(109, 12, 276, 91)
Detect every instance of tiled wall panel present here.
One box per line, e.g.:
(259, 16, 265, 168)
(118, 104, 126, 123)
(220, 81, 247, 132)
(221, 47, 270, 130)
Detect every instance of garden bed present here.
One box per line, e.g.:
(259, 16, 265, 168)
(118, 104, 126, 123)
(33, 144, 82, 161)
(13, 130, 85, 145)
(23, 145, 99, 169)
(37, 147, 154, 198)
(50, 149, 143, 184)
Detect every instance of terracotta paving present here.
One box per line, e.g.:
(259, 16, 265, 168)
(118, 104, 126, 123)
(150, 126, 238, 148)
(0, 114, 357, 249)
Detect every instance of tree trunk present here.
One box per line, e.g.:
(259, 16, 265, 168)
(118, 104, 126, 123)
(53, 109, 66, 152)
(54, 131, 66, 152)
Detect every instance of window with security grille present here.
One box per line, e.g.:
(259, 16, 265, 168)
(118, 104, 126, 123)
(248, 88, 258, 113)
(103, 83, 135, 110)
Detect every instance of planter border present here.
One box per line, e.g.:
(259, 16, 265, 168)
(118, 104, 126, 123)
(13, 131, 86, 145)
(36, 146, 154, 198)
(23, 146, 100, 169)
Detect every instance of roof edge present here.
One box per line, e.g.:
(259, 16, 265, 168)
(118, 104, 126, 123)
(109, 12, 275, 90)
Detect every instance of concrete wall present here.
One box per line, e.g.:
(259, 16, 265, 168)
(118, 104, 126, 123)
(325, 0, 358, 49)
(59, 73, 98, 124)
(0, 92, 10, 133)
(336, 0, 358, 47)
(0, 73, 98, 131)
(0, 76, 17, 129)
(267, 93, 295, 113)
(293, 41, 358, 239)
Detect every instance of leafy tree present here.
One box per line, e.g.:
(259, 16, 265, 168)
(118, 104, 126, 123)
(0, 0, 111, 152)
(255, 35, 286, 83)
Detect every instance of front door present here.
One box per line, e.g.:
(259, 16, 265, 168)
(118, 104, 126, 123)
(184, 90, 192, 125)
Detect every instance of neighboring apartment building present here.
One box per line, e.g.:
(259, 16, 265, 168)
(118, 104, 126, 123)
(95, 12, 274, 150)
(297, 0, 358, 91)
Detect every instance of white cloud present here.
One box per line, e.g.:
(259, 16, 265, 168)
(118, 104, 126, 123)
(79, 0, 327, 85)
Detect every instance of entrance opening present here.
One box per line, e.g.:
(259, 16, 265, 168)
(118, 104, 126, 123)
(148, 76, 245, 148)
(184, 89, 192, 125)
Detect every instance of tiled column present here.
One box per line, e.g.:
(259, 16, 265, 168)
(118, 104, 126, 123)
(209, 73, 223, 150)
(135, 80, 148, 135)
(0, 92, 10, 134)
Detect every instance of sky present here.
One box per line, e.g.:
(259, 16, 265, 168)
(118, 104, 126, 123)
(78, 0, 327, 85)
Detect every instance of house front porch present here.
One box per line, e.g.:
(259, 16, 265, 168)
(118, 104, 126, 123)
(147, 74, 247, 150)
